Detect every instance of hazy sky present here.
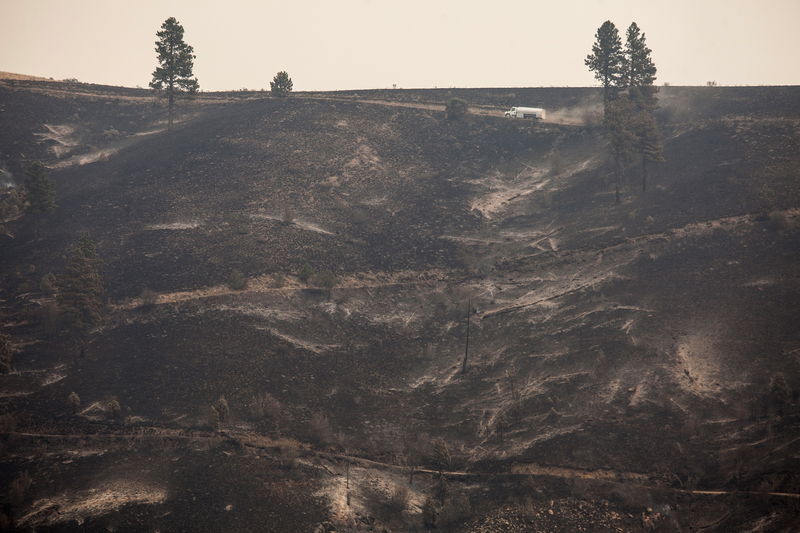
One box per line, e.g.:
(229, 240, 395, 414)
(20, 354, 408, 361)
(2, 0, 799, 90)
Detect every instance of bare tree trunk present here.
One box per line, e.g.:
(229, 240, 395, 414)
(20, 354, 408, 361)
(614, 153, 621, 205)
(168, 89, 174, 130)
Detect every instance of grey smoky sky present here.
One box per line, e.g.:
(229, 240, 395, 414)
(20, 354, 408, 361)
(2, 0, 799, 90)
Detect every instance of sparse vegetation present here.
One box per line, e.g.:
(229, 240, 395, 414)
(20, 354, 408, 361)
(445, 97, 469, 120)
(227, 269, 248, 290)
(309, 412, 333, 444)
(250, 392, 283, 430)
(139, 287, 158, 307)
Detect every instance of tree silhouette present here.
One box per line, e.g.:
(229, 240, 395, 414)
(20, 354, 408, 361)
(585, 21, 624, 105)
(623, 23, 657, 93)
(270, 71, 293, 97)
(24, 161, 56, 214)
(58, 235, 105, 334)
(150, 17, 199, 129)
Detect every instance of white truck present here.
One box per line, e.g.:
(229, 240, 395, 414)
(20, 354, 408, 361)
(504, 106, 546, 120)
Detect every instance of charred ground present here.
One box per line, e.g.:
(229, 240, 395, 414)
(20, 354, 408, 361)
(1, 79, 800, 532)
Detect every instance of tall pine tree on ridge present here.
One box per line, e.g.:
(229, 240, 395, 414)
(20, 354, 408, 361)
(150, 17, 199, 130)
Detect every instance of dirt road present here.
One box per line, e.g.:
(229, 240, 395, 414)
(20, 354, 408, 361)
(7, 428, 800, 500)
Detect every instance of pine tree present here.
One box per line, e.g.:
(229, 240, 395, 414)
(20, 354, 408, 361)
(24, 161, 56, 214)
(150, 17, 199, 129)
(270, 71, 293, 97)
(58, 235, 105, 334)
(585, 21, 624, 105)
(623, 23, 657, 93)
(624, 24, 663, 191)
(631, 104, 664, 192)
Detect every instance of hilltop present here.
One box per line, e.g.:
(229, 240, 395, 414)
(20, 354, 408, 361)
(1, 78, 799, 532)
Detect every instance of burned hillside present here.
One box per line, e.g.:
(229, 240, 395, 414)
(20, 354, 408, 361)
(1, 80, 799, 532)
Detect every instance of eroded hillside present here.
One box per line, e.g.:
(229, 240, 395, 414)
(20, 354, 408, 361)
(1, 80, 799, 532)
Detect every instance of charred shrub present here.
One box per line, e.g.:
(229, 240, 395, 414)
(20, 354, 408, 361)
(68, 392, 81, 413)
(227, 269, 247, 291)
(311, 271, 337, 295)
(363, 484, 410, 525)
(446, 98, 469, 121)
(309, 412, 333, 445)
(40, 272, 58, 295)
(250, 392, 283, 431)
(212, 396, 230, 423)
(298, 263, 314, 284)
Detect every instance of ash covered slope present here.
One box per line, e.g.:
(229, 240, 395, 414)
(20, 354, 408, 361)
(1, 82, 800, 532)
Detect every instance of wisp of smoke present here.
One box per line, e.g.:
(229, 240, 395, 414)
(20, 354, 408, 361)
(0, 164, 15, 189)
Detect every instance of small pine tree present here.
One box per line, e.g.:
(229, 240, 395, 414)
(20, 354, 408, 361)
(585, 21, 625, 105)
(58, 235, 105, 333)
(24, 161, 56, 214)
(150, 17, 199, 129)
(270, 71, 293, 97)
